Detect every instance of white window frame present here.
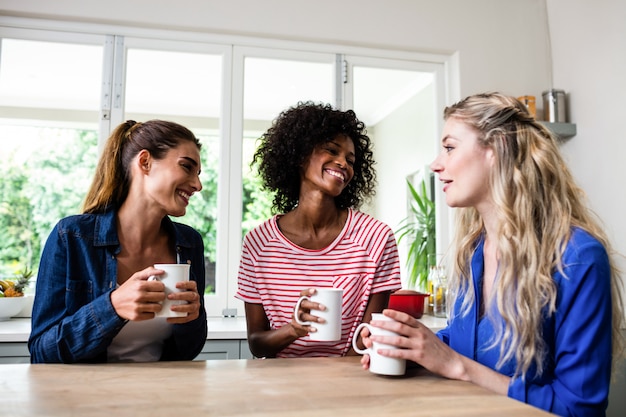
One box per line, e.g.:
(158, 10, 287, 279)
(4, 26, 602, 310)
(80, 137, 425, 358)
(0, 16, 459, 318)
(110, 35, 233, 317)
(227, 45, 339, 316)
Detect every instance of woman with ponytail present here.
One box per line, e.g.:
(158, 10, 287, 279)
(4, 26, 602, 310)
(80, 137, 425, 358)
(29, 120, 208, 363)
(360, 93, 624, 416)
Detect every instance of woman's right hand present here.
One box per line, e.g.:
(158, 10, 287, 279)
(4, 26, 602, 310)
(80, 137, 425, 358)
(358, 324, 373, 370)
(290, 288, 326, 338)
(110, 266, 167, 321)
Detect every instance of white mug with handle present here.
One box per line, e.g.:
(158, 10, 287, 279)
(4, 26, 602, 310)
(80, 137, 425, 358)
(294, 288, 343, 341)
(352, 313, 406, 376)
(148, 264, 190, 318)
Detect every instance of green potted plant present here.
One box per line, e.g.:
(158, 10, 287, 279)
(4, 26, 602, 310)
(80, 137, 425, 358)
(388, 176, 436, 318)
(395, 176, 436, 292)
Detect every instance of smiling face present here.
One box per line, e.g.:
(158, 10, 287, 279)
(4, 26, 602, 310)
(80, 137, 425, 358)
(301, 134, 355, 198)
(142, 140, 203, 217)
(430, 117, 494, 211)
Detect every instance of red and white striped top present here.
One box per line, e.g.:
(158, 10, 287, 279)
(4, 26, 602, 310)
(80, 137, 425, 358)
(236, 209, 401, 357)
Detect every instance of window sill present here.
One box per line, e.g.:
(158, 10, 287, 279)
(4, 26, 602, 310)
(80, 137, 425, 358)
(0, 316, 248, 343)
(0, 314, 448, 343)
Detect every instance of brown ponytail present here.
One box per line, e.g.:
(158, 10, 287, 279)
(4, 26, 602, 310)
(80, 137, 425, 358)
(82, 120, 200, 214)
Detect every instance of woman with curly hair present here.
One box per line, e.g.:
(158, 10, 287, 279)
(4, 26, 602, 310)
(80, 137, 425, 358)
(360, 93, 624, 416)
(236, 102, 401, 358)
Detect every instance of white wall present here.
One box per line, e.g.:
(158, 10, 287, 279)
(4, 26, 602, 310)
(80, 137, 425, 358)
(547, 0, 626, 275)
(546, 1, 626, 415)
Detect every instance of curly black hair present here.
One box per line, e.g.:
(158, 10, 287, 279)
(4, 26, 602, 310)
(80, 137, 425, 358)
(251, 101, 376, 213)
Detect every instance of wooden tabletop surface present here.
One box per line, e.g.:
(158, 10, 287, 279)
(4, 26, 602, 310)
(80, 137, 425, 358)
(0, 356, 552, 416)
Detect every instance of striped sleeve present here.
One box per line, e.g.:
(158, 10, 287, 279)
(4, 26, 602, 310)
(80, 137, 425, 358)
(351, 211, 401, 294)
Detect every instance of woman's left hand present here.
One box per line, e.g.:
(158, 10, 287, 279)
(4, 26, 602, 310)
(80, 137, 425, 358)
(166, 279, 202, 323)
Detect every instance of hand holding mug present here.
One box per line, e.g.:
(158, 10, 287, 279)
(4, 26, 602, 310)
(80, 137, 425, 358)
(353, 313, 406, 376)
(111, 265, 183, 321)
(111, 264, 200, 322)
(293, 288, 343, 341)
(161, 273, 201, 323)
(148, 264, 195, 319)
(358, 310, 463, 380)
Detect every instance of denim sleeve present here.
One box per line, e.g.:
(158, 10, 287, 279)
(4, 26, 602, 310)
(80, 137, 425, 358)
(161, 229, 208, 360)
(162, 307, 207, 360)
(28, 223, 126, 363)
(508, 239, 612, 417)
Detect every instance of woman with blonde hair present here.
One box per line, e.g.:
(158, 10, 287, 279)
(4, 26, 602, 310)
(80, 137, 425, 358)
(360, 93, 624, 416)
(29, 120, 207, 363)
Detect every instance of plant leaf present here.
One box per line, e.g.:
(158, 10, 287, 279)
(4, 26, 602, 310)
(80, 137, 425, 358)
(395, 177, 436, 290)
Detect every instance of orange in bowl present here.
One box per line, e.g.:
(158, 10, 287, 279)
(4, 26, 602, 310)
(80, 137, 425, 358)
(388, 290, 429, 318)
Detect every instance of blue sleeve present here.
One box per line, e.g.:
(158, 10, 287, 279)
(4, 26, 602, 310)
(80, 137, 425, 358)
(436, 326, 450, 345)
(28, 223, 126, 363)
(508, 236, 612, 417)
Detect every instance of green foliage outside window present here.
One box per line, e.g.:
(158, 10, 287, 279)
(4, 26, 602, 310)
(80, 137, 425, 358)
(0, 128, 273, 295)
(0, 128, 97, 278)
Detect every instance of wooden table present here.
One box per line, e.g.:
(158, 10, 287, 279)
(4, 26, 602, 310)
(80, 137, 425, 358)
(0, 356, 552, 416)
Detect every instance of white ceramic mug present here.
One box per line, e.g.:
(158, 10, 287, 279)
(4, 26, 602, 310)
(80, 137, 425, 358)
(352, 313, 406, 376)
(149, 264, 190, 318)
(294, 288, 343, 341)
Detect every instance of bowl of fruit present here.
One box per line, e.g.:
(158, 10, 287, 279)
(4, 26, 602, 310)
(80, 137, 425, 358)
(0, 297, 26, 321)
(0, 269, 33, 321)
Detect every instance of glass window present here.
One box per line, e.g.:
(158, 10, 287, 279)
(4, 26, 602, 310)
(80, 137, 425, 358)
(0, 26, 447, 316)
(346, 58, 437, 287)
(124, 46, 223, 295)
(241, 56, 335, 235)
(0, 38, 102, 281)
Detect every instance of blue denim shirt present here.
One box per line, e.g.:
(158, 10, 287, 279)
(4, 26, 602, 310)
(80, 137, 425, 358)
(28, 207, 208, 363)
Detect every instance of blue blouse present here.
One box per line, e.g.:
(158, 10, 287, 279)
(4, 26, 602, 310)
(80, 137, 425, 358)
(28, 207, 208, 363)
(438, 228, 613, 417)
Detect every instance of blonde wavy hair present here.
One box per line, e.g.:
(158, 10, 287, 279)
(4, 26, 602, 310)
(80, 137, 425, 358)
(446, 92, 624, 377)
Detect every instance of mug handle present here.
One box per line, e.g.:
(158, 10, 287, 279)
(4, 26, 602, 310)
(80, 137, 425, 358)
(352, 323, 371, 355)
(294, 296, 311, 325)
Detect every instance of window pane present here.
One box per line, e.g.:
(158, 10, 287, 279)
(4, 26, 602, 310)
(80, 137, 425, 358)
(125, 48, 222, 294)
(0, 39, 101, 110)
(242, 57, 334, 234)
(125, 49, 221, 118)
(351, 65, 434, 226)
(0, 38, 101, 279)
(351, 64, 435, 287)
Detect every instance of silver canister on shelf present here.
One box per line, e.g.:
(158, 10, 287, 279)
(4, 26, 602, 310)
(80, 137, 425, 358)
(542, 89, 567, 123)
